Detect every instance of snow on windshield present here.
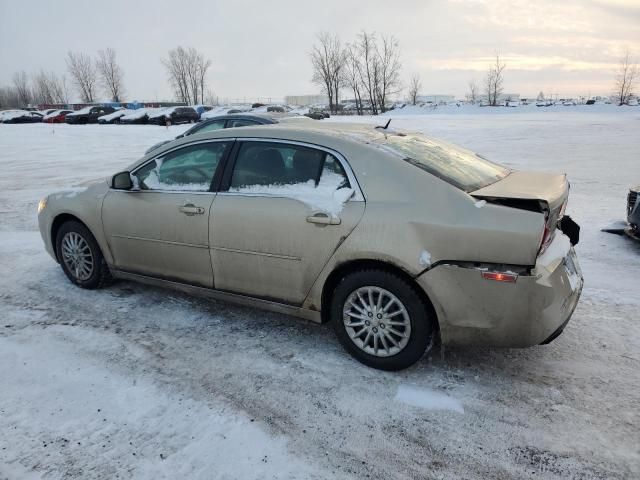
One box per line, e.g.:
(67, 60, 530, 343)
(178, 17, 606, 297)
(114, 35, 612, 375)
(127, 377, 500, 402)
(230, 171, 354, 216)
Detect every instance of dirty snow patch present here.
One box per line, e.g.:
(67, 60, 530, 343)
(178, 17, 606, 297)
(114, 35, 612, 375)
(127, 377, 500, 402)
(395, 384, 464, 413)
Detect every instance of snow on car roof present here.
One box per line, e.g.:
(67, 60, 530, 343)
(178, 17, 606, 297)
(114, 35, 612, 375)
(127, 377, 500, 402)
(98, 109, 132, 121)
(148, 107, 178, 118)
(66, 106, 93, 116)
(120, 108, 160, 120)
(1, 110, 37, 120)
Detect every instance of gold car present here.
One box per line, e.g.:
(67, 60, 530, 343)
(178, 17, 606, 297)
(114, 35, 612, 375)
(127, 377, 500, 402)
(37, 123, 583, 370)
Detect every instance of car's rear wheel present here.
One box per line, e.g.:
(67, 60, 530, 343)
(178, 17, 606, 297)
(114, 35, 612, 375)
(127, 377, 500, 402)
(55, 221, 111, 289)
(331, 269, 435, 370)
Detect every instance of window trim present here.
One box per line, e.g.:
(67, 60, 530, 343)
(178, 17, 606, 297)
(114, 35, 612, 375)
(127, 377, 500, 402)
(119, 138, 234, 194)
(218, 138, 365, 202)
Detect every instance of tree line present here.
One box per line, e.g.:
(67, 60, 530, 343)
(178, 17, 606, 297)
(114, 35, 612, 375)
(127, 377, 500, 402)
(0, 46, 214, 109)
(310, 31, 402, 115)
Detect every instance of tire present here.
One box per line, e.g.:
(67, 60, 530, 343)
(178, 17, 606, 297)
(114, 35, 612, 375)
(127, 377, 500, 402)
(55, 221, 112, 289)
(331, 269, 435, 371)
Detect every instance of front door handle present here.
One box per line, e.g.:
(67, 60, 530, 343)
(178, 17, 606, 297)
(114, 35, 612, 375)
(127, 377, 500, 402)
(306, 212, 341, 225)
(179, 203, 205, 216)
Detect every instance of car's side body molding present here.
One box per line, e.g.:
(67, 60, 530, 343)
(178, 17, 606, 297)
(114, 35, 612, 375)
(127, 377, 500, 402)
(111, 269, 322, 323)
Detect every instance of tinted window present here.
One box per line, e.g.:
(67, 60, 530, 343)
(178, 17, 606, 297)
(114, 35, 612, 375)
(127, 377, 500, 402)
(135, 142, 229, 192)
(228, 119, 260, 128)
(229, 142, 349, 191)
(379, 135, 509, 192)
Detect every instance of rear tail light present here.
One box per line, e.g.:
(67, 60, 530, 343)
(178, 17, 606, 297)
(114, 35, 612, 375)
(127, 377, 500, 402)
(481, 271, 518, 283)
(538, 211, 553, 255)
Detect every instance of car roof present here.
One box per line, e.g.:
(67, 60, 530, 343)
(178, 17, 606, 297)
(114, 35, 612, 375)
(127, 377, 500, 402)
(201, 113, 281, 124)
(138, 122, 407, 168)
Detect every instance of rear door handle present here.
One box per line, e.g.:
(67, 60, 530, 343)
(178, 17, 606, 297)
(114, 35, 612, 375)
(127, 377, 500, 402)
(306, 213, 341, 225)
(179, 203, 205, 216)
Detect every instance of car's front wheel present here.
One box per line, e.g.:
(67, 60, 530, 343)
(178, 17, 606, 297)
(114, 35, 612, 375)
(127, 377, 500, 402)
(55, 221, 111, 289)
(331, 269, 436, 371)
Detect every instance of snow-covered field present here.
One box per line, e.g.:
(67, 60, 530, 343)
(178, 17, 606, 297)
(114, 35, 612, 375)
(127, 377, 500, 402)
(1, 110, 639, 479)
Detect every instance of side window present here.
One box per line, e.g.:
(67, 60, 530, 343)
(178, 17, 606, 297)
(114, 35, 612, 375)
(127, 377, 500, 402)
(229, 142, 350, 192)
(228, 119, 259, 128)
(193, 120, 225, 134)
(134, 142, 229, 192)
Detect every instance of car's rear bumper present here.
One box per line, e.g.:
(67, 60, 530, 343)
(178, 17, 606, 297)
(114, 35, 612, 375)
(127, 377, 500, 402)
(416, 233, 583, 348)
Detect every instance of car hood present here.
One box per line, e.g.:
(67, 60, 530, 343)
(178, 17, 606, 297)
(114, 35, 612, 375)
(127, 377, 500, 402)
(471, 171, 568, 211)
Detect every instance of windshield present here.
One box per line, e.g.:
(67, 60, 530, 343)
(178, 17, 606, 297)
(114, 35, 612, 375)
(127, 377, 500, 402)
(377, 135, 510, 192)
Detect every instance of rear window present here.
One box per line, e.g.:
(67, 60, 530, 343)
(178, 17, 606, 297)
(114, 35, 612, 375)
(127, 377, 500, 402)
(379, 135, 510, 192)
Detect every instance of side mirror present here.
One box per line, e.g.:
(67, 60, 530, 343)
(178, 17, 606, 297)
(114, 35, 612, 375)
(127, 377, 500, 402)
(112, 171, 134, 190)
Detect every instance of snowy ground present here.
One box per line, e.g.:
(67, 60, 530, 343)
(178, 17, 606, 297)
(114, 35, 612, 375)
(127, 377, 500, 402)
(1, 111, 639, 479)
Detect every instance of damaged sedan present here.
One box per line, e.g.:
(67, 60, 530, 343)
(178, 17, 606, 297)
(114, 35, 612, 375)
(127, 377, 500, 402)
(37, 123, 583, 370)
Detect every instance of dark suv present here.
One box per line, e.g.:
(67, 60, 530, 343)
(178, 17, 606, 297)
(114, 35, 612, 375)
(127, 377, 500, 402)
(148, 106, 200, 125)
(627, 186, 640, 240)
(65, 106, 116, 124)
(145, 113, 281, 153)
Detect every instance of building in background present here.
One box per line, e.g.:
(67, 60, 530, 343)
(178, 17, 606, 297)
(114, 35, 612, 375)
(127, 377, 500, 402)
(284, 94, 329, 106)
(416, 94, 456, 104)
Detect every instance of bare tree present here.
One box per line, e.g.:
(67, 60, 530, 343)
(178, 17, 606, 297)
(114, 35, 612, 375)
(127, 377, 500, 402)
(96, 48, 125, 102)
(310, 32, 344, 113)
(197, 53, 212, 104)
(485, 55, 505, 106)
(537, 91, 545, 101)
(613, 50, 638, 105)
(31, 71, 68, 104)
(466, 79, 478, 104)
(66, 51, 98, 103)
(342, 44, 364, 114)
(0, 86, 22, 109)
(354, 31, 380, 115)
(12, 71, 32, 106)
(163, 46, 212, 104)
(407, 74, 421, 105)
(375, 34, 401, 112)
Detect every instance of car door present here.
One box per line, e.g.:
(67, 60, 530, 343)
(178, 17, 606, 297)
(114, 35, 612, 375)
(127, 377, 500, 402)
(102, 140, 232, 287)
(209, 140, 365, 304)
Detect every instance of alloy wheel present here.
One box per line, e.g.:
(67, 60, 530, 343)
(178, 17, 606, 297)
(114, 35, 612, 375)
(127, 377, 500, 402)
(61, 232, 94, 281)
(343, 286, 411, 357)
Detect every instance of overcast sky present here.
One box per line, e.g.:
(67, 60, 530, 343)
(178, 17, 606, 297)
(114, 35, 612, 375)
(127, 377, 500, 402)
(1, 0, 638, 102)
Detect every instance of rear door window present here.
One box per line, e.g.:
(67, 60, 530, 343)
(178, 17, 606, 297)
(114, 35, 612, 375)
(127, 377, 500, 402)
(228, 142, 350, 191)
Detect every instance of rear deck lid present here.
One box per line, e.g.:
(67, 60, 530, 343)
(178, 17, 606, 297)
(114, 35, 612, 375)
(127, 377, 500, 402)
(471, 171, 568, 211)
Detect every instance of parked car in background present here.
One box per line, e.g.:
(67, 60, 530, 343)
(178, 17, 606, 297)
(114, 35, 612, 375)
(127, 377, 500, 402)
(145, 113, 301, 153)
(1, 111, 43, 123)
(627, 185, 640, 240)
(148, 106, 200, 125)
(38, 109, 58, 116)
(98, 109, 130, 124)
(42, 110, 74, 123)
(38, 123, 583, 370)
(65, 106, 116, 124)
(119, 108, 159, 125)
(0, 110, 28, 122)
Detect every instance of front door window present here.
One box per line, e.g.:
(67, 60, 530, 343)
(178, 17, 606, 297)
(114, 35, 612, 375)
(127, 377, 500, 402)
(134, 142, 230, 192)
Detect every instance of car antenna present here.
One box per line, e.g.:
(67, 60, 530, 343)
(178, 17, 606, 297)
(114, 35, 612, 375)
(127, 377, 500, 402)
(375, 119, 392, 130)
